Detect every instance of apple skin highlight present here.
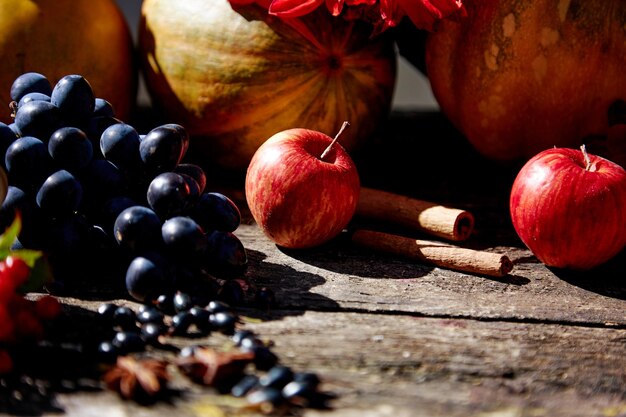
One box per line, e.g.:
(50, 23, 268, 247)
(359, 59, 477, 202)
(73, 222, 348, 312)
(509, 147, 626, 270)
(245, 128, 360, 249)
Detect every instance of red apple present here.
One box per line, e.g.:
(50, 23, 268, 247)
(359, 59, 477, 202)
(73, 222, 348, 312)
(245, 123, 360, 249)
(510, 146, 626, 270)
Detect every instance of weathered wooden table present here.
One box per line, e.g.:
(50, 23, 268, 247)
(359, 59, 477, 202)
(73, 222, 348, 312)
(10, 111, 626, 416)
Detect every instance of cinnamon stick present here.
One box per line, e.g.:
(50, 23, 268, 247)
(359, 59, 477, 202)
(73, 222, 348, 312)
(352, 229, 513, 278)
(357, 187, 474, 242)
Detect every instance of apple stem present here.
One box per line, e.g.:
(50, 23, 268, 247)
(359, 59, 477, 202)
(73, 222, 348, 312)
(320, 121, 350, 161)
(580, 144, 597, 172)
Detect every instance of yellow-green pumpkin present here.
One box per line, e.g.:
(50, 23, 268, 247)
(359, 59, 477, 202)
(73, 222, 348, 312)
(138, 0, 397, 171)
(426, 0, 626, 162)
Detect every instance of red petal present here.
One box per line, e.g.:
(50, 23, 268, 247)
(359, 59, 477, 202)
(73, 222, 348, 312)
(228, 0, 272, 8)
(269, 0, 324, 17)
(326, 0, 345, 16)
(383, 0, 464, 30)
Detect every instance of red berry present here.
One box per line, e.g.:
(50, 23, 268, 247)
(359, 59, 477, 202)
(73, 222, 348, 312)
(35, 296, 62, 320)
(0, 349, 13, 374)
(0, 304, 15, 342)
(0, 277, 15, 303)
(0, 256, 30, 288)
(14, 308, 44, 340)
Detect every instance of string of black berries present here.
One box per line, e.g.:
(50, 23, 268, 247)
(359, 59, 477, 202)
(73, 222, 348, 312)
(95, 291, 332, 412)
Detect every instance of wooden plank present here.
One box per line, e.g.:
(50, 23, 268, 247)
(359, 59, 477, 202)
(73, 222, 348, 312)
(41, 306, 626, 417)
(238, 223, 626, 327)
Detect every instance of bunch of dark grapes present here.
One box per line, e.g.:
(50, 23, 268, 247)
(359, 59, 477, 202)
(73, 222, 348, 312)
(0, 255, 61, 374)
(0, 72, 247, 302)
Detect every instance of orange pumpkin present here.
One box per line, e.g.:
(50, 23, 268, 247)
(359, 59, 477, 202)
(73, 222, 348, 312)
(425, 0, 626, 162)
(138, 0, 397, 171)
(0, 0, 136, 124)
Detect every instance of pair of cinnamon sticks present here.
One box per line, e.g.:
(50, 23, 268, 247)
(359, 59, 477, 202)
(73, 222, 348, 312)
(352, 187, 513, 278)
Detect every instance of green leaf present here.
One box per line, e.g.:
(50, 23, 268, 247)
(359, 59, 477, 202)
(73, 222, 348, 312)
(0, 214, 52, 292)
(17, 252, 52, 293)
(0, 213, 21, 259)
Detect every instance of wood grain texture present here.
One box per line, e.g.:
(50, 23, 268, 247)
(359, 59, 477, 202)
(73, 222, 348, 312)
(11, 110, 626, 416)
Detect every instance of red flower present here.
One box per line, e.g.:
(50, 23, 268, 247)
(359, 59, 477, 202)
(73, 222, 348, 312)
(380, 0, 464, 30)
(228, 0, 465, 31)
(267, 0, 344, 17)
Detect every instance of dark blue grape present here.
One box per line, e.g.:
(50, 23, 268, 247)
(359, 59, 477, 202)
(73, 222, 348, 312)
(139, 125, 186, 173)
(0, 122, 18, 170)
(112, 306, 137, 331)
(174, 163, 206, 194)
(112, 331, 146, 354)
(154, 293, 175, 315)
(232, 330, 257, 347)
(178, 173, 201, 201)
(217, 280, 245, 307)
(43, 214, 91, 260)
(113, 205, 163, 252)
(14, 100, 62, 140)
(176, 270, 219, 307)
(161, 216, 206, 263)
(50, 74, 95, 124)
(97, 302, 118, 322)
(161, 123, 190, 155)
(8, 123, 21, 137)
(252, 287, 277, 310)
(189, 192, 241, 233)
(173, 291, 194, 312)
(137, 306, 164, 326)
(171, 311, 194, 336)
(141, 322, 166, 345)
(48, 127, 93, 172)
(231, 375, 260, 398)
(259, 366, 294, 389)
(93, 98, 115, 118)
(98, 196, 136, 232)
(146, 172, 190, 219)
(5, 136, 54, 191)
(125, 254, 174, 303)
(281, 380, 318, 405)
(188, 306, 212, 333)
(96, 341, 118, 364)
(36, 170, 83, 217)
(206, 300, 231, 314)
(209, 311, 238, 335)
(10, 72, 52, 102)
(17, 92, 50, 108)
(204, 231, 247, 279)
(0, 186, 45, 247)
(99, 123, 141, 171)
(79, 159, 125, 204)
(246, 387, 285, 408)
(84, 116, 122, 156)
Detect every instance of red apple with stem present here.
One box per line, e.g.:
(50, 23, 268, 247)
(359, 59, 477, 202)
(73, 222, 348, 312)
(245, 122, 360, 249)
(510, 145, 626, 270)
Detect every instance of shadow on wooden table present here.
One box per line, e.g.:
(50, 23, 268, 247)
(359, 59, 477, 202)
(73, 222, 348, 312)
(246, 248, 343, 314)
(278, 232, 434, 279)
(549, 251, 626, 301)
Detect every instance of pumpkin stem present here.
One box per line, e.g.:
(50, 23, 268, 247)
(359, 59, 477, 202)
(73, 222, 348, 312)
(321, 121, 350, 161)
(580, 144, 597, 172)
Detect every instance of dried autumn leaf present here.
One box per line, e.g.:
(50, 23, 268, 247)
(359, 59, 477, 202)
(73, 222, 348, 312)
(103, 356, 170, 402)
(177, 347, 255, 391)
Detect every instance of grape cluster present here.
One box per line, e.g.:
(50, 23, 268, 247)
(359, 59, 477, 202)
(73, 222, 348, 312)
(0, 72, 247, 301)
(0, 256, 61, 374)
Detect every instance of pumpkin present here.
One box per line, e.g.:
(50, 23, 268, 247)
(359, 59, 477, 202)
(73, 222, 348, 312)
(425, 0, 626, 162)
(138, 0, 397, 171)
(0, 0, 136, 124)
